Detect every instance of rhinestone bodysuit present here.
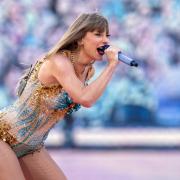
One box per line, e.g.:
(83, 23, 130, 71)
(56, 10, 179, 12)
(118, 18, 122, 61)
(0, 50, 94, 158)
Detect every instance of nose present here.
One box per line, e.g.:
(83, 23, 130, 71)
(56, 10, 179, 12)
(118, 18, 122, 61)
(102, 35, 109, 45)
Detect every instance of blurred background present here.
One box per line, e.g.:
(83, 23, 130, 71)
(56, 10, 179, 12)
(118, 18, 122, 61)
(0, 0, 180, 179)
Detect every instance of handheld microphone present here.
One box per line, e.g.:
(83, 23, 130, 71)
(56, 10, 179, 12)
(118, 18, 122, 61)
(97, 45, 138, 67)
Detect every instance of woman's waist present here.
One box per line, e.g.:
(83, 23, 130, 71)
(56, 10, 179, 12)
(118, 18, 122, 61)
(0, 103, 71, 147)
(0, 119, 51, 147)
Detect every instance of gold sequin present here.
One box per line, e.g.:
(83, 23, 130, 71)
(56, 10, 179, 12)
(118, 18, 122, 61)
(0, 120, 17, 144)
(0, 50, 92, 157)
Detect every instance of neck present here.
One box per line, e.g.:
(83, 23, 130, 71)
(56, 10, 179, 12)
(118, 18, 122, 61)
(75, 50, 94, 66)
(70, 50, 94, 76)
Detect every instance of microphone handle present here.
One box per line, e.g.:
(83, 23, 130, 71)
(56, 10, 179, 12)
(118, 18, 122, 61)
(118, 52, 138, 67)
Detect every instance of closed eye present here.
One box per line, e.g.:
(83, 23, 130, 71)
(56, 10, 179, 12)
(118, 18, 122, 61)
(95, 33, 111, 38)
(95, 33, 101, 36)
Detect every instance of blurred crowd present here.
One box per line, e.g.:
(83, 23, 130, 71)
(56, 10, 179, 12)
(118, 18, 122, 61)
(0, 0, 180, 127)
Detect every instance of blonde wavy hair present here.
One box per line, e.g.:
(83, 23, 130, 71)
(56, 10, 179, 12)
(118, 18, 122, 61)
(45, 12, 109, 58)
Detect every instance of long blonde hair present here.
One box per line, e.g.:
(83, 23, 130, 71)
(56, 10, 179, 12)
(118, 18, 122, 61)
(45, 13, 109, 58)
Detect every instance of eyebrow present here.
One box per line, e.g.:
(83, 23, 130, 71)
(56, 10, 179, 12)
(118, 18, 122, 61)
(95, 30, 111, 36)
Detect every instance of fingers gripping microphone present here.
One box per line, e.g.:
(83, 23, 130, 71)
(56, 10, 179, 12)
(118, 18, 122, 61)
(97, 45, 138, 67)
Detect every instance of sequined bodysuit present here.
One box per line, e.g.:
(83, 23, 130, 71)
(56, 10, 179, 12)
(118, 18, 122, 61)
(0, 51, 93, 158)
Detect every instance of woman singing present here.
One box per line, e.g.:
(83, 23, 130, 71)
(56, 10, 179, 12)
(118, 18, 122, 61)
(0, 13, 120, 179)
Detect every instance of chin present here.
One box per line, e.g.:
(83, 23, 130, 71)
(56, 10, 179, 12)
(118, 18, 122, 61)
(94, 53, 103, 60)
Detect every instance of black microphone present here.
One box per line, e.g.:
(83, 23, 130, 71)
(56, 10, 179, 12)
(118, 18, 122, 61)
(97, 45, 138, 67)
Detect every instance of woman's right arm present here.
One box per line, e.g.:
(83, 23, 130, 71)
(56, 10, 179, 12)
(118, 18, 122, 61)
(49, 49, 119, 107)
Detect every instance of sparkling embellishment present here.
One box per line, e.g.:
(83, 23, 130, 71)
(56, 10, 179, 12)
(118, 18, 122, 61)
(0, 120, 17, 144)
(0, 51, 95, 157)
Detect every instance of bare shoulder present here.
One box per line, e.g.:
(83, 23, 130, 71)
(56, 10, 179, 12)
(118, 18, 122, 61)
(49, 54, 72, 71)
(47, 53, 76, 83)
(38, 54, 72, 85)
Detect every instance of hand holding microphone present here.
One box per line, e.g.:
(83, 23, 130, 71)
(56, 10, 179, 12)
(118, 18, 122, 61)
(97, 45, 138, 67)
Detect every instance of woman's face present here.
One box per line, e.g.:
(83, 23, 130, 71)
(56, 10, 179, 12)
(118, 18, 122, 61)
(80, 29, 110, 61)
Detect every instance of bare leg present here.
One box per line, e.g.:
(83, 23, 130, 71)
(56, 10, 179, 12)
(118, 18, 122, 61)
(0, 140, 25, 180)
(19, 147, 67, 180)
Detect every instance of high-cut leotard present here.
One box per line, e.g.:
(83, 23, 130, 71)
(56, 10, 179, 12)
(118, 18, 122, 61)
(0, 50, 94, 158)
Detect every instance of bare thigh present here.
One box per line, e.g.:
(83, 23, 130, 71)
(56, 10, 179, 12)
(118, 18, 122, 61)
(19, 147, 67, 180)
(0, 140, 25, 180)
